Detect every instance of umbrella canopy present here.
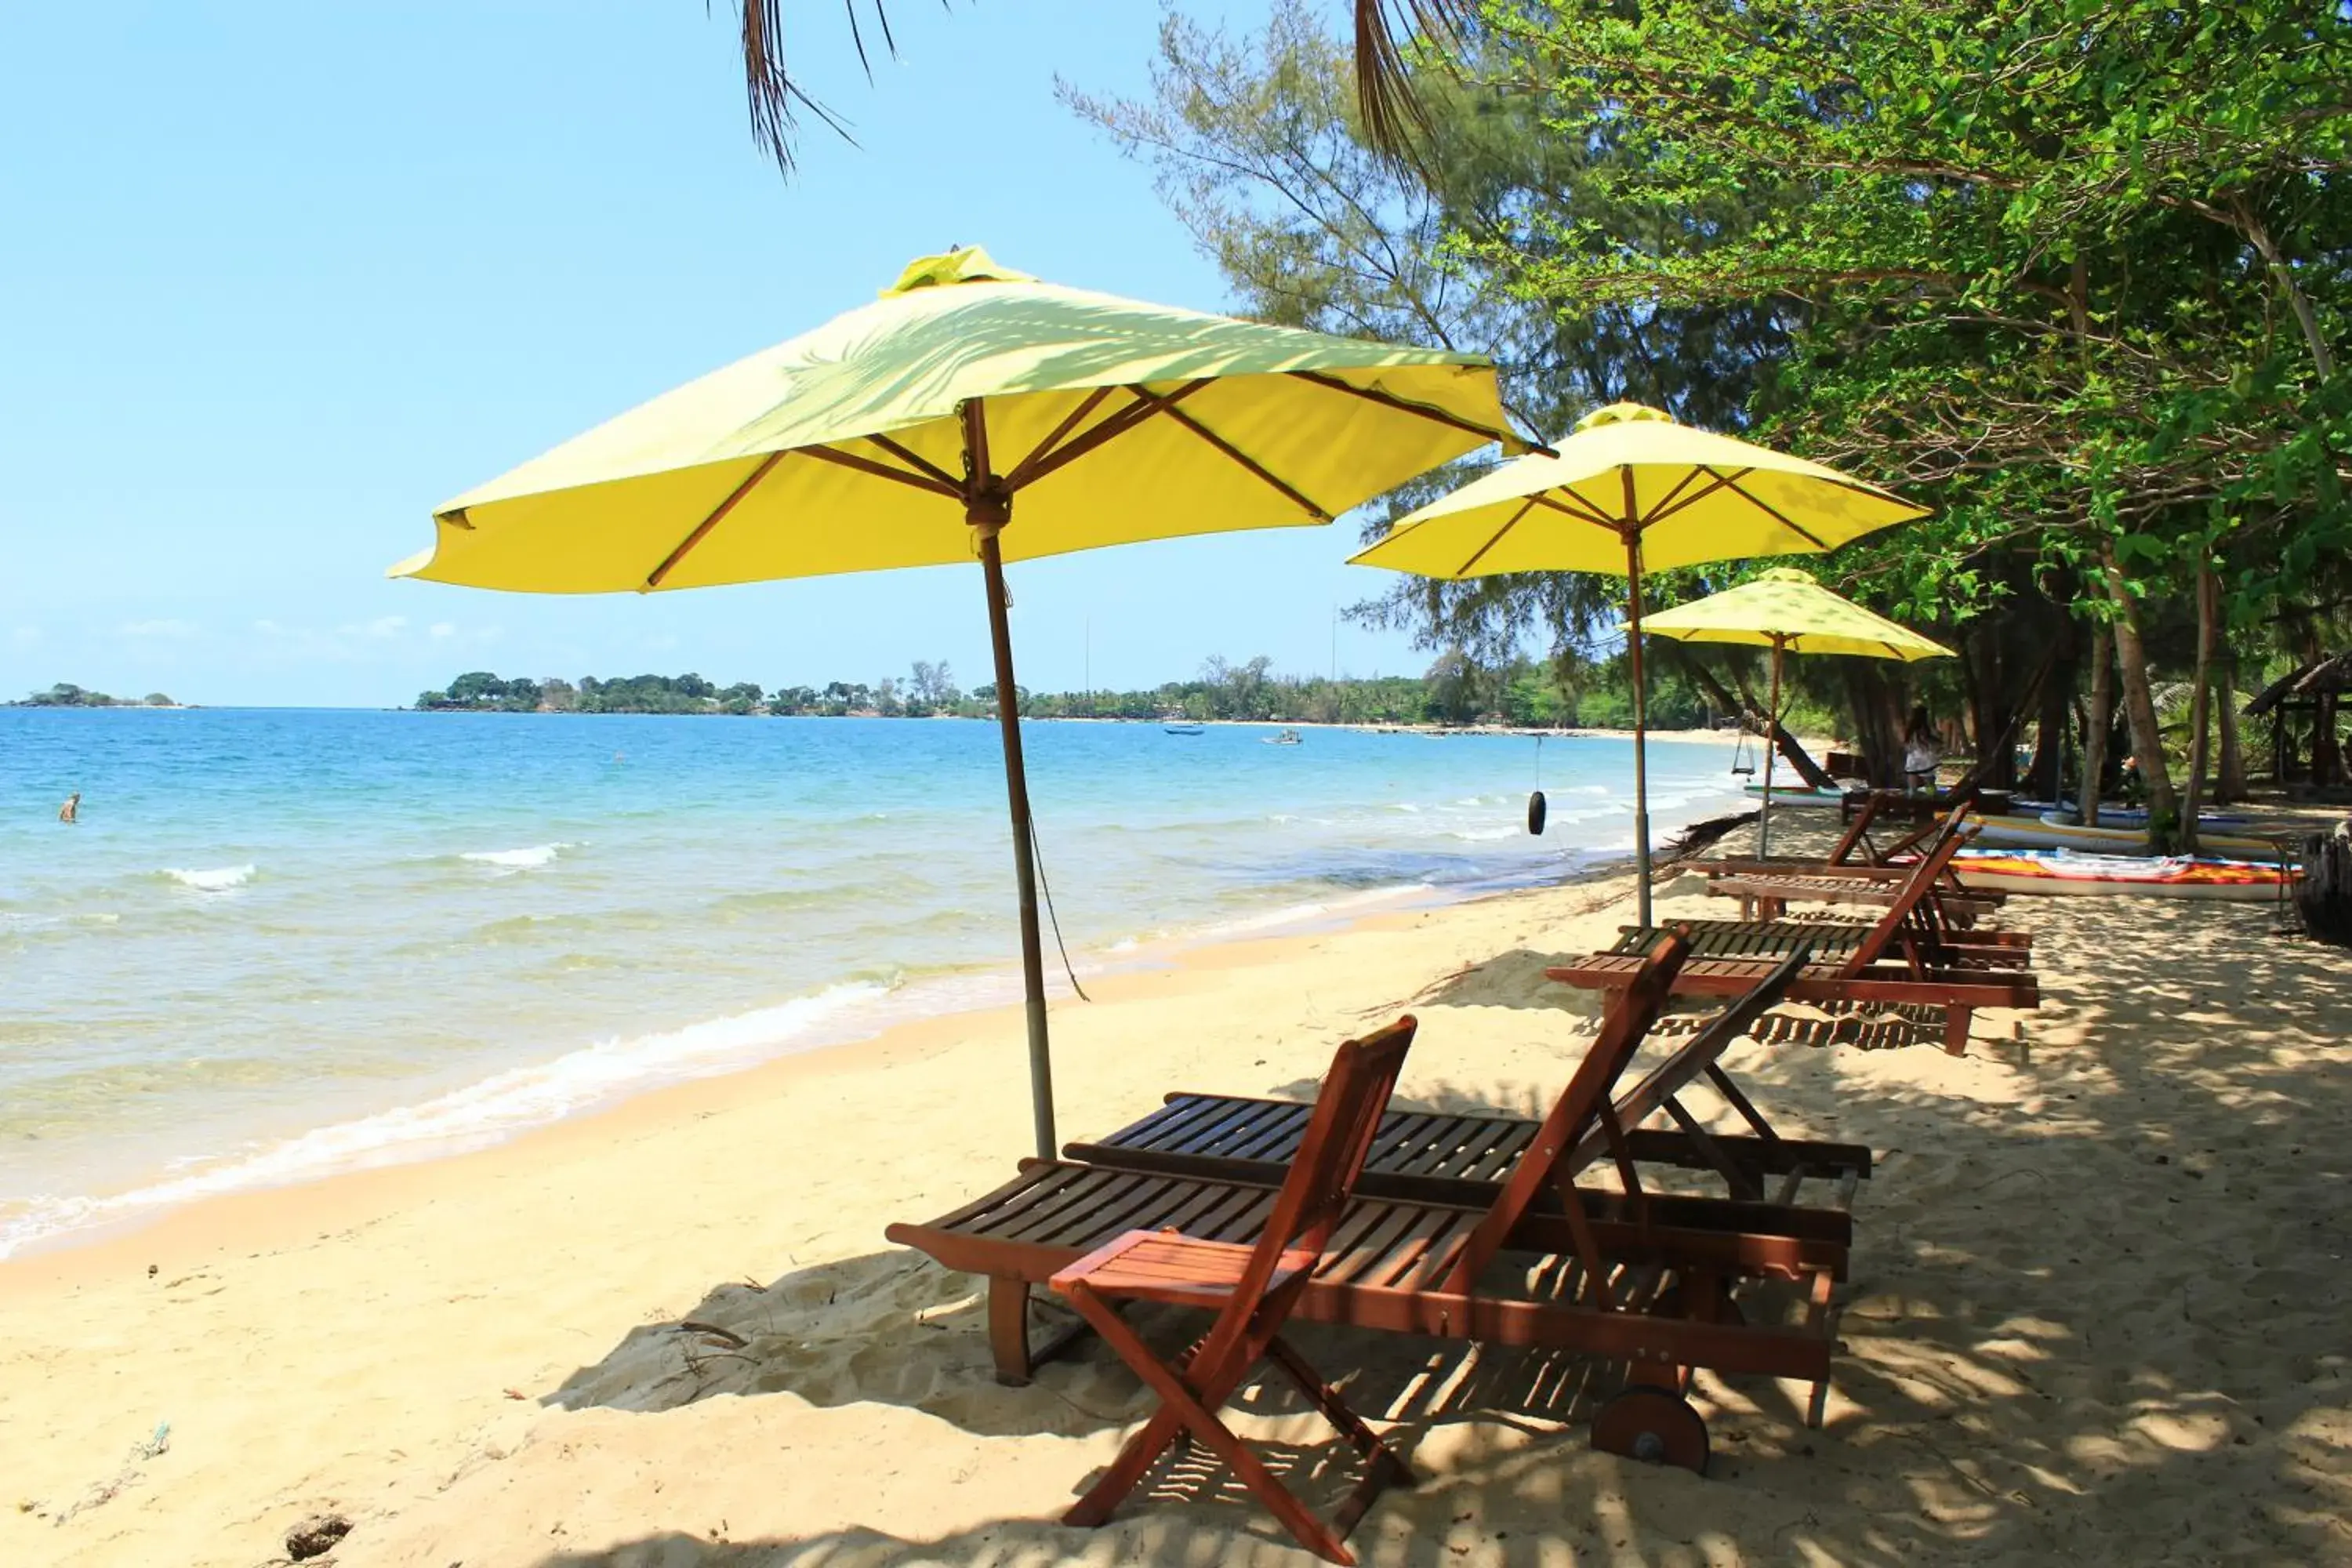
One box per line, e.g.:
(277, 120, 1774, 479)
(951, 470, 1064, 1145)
(1640, 569, 1952, 855)
(1638, 569, 1953, 661)
(394, 246, 1516, 1158)
(396, 246, 1512, 591)
(1350, 404, 1928, 924)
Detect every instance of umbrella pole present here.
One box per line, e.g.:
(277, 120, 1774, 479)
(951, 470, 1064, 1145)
(975, 524, 1057, 1160)
(1759, 635, 1784, 858)
(1624, 532, 1653, 928)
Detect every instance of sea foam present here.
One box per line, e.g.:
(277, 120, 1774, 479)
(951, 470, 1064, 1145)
(0, 981, 890, 1260)
(459, 843, 572, 872)
(164, 864, 256, 892)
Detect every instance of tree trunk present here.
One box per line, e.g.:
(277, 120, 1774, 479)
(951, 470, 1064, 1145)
(1842, 662, 1906, 789)
(2027, 613, 2077, 800)
(2180, 565, 2218, 853)
(2318, 692, 2347, 786)
(2080, 620, 2113, 826)
(2216, 644, 2246, 804)
(1671, 646, 1838, 790)
(2100, 548, 2182, 836)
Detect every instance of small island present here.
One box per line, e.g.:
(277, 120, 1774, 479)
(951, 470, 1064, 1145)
(9, 683, 178, 709)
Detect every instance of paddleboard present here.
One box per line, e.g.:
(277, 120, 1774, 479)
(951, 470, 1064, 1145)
(1954, 848, 2296, 902)
(1966, 811, 2279, 859)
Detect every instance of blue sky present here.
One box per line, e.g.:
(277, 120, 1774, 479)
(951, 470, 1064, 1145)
(0, 2, 1446, 708)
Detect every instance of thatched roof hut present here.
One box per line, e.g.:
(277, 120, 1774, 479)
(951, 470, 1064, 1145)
(2244, 654, 2352, 717)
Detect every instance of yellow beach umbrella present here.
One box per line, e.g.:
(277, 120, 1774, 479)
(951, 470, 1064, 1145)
(393, 245, 1517, 1157)
(1349, 402, 1927, 925)
(1639, 568, 1953, 855)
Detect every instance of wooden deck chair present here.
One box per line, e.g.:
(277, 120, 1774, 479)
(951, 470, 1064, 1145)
(1051, 1015, 1417, 1563)
(1705, 800, 2004, 924)
(1068, 987, 1871, 1210)
(1558, 826, 2039, 1055)
(893, 942, 1851, 1473)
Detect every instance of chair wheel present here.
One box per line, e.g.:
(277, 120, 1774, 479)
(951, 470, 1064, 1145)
(1593, 1385, 1710, 1474)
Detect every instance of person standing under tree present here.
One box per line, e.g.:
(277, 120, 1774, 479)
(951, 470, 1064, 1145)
(1902, 706, 1941, 795)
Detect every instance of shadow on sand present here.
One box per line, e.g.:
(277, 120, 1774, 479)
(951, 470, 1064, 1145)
(514, 895, 2351, 1566)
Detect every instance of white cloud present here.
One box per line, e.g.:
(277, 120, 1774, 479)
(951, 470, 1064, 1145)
(333, 615, 408, 641)
(118, 619, 202, 640)
(9, 626, 39, 645)
(429, 622, 457, 639)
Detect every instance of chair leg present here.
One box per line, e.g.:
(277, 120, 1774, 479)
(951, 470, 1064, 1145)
(1263, 1334, 1414, 1544)
(988, 1279, 1034, 1385)
(1942, 1005, 1973, 1057)
(1263, 1335, 1415, 1484)
(1061, 1290, 1359, 1564)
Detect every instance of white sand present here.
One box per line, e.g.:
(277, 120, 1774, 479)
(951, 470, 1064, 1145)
(3, 819, 2348, 1566)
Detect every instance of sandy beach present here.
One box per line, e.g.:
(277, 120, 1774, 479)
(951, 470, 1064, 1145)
(4, 815, 2349, 1567)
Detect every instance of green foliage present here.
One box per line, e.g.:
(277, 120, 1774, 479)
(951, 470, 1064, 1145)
(408, 650, 1722, 731)
(9, 682, 170, 709)
(1073, 0, 2352, 796)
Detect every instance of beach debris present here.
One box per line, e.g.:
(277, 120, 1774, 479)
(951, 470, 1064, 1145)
(42, 1421, 170, 1526)
(679, 1319, 749, 1348)
(285, 1512, 352, 1560)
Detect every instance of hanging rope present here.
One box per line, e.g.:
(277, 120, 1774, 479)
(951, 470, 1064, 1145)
(1029, 820, 1092, 1003)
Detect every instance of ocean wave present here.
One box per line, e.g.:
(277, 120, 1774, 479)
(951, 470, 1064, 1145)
(1192, 881, 1439, 941)
(163, 864, 256, 893)
(1445, 826, 1520, 842)
(459, 842, 572, 872)
(0, 980, 892, 1261)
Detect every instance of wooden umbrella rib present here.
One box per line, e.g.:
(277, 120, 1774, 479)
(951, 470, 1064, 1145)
(1130, 387, 1331, 520)
(862, 431, 964, 491)
(1004, 385, 1118, 491)
(1012, 379, 1213, 488)
(1719, 473, 1831, 550)
(1635, 466, 1753, 532)
(1528, 488, 1625, 532)
(1453, 495, 1542, 577)
(644, 450, 788, 590)
(797, 442, 966, 499)
(1644, 465, 1707, 519)
(1287, 368, 1544, 453)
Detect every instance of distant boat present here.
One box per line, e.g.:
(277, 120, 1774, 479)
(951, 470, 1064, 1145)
(1263, 728, 1303, 746)
(1163, 723, 1204, 736)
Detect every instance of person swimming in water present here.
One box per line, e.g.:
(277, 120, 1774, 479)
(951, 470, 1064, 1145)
(59, 791, 79, 823)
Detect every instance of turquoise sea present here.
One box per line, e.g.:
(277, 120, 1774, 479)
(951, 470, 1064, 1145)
(0, 709, 1750, 1257)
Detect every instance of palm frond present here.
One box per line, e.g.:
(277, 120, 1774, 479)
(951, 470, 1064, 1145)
(730, 0, 908, 172)
(1352, 1, 1470, 168)
(728, 2, 1464, 179)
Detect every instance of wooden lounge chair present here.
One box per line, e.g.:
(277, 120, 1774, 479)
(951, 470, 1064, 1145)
(1052, 1014, 1416, 1563)
(1555, 831, 2038, 1057)
(1704, 798, 2006, 924)
(889, 940, 1854, 1472)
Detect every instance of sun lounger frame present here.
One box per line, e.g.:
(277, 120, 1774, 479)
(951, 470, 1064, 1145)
(887, 942, 1855, 1466)
(1558, 827, 2039, 1055)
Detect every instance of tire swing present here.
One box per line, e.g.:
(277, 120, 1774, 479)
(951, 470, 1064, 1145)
(1526, 735, 1548, 835)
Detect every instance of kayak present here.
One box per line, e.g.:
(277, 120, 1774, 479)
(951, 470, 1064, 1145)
(1953, 848, 2297, 902)
(2005, 800, 2249, 829)
(1967, 811, 2279, 859)
(1744, 784, 1847, 806)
